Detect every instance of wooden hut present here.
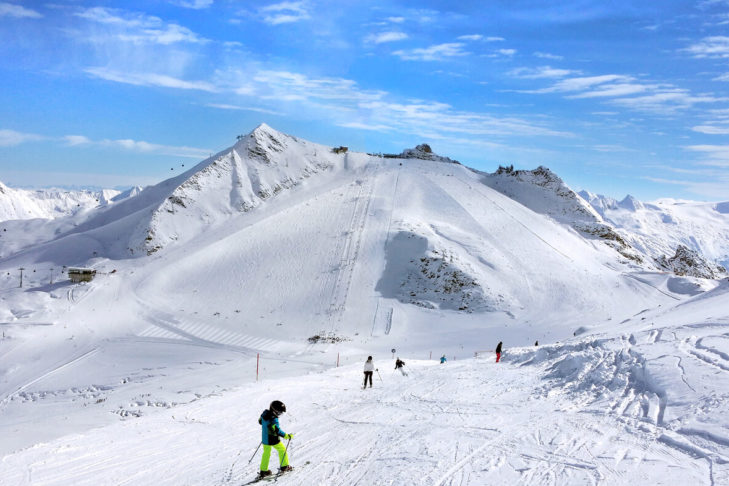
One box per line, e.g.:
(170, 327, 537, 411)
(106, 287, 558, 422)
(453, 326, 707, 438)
(68, 267, 96, 283)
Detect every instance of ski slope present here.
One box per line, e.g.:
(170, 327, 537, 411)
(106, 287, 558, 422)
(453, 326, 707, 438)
(1, 125, 728, 485)
(1, 280, 728, 485)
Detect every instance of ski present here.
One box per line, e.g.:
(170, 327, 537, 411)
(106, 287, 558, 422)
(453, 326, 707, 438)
(242, 462, 308, 485)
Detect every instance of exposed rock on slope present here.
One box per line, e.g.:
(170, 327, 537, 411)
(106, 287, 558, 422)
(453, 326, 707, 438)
(656, 245, 727, 279)
(376, 231, 498, 313)
(398, 144, 460, 164)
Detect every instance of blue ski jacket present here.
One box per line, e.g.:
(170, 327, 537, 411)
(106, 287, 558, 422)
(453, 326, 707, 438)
(259, 409, 287, 445)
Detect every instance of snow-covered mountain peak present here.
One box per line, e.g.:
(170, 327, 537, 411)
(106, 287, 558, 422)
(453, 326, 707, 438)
(618, 195, 643, 211)
(238, 123, 298, 164)
(138, 124, 345, 254)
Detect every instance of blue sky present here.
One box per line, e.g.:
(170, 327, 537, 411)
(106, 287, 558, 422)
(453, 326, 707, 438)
(2, 1, 729, 201)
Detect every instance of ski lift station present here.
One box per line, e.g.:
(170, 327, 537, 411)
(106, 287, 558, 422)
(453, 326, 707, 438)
(68, 267, 96, 283)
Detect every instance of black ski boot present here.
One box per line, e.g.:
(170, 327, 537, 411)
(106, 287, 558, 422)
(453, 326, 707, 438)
(258, 470, 272, 479)
(279, 465, 293, 473)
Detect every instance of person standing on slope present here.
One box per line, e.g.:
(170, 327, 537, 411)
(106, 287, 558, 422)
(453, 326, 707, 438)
(440, 355, 447, 364)
(258, 400, 293, 479)
(363, 356, 375, 388)
(395, 357, 407, 376)
(495, 341, 503, 363)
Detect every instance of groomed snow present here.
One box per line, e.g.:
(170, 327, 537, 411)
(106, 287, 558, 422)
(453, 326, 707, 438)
(1, 126, 728, 485)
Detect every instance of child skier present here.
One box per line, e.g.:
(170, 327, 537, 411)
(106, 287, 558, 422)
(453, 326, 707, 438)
(258, 400, 293, 479)
(440, 355, 447, 364)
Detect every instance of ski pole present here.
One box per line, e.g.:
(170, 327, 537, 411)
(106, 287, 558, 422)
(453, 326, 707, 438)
(282, 437, 291, 467)
(376, 369, 383, 382)
(247, 442, 262, 464)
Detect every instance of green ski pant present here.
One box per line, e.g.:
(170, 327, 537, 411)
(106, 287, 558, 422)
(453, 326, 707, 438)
(260, 442, 289, 471)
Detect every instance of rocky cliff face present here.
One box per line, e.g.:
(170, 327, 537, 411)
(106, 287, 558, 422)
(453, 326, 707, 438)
(656, 245, 727, 279)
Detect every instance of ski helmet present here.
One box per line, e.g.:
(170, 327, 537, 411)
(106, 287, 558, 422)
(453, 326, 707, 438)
(270, 400, 286, 415)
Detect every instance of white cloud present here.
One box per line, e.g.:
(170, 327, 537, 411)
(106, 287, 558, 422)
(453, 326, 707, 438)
(534, 51, 563, 60)
(458, 34, 483, 41)
(643, 175, 729, 199)
(509, 66, 577, 79)
(85, 67, 218, 92)
(0, 2, 41, 18)
(393, 43, 469, 61)
(354, 100, 572, 138)
(64, 135, 92, 146)
(516, 71, 723, 114)
(0, 129, 46, 146)
(75, 7, 207, 44)
(692, 124, 729, 135)
(497, 49, 516, 56)
(568, 83, 649, 99)
(3, 130, 209, 159)
(548, 74, 631, 92)
(205, 103, 282, 115)
(65, 134, 211, 158)
(486, 36, 505, 42)
(337, 122, 394, 132)
(611, 90, 724, 114)
(251, 70, 386, 103)
(259, 1, 310, 25)
(169, 0, 214, 9)
(685, 144, 729, 166)
(682, 36, 729, 58)
(386, 16, 405, 23)
(365, 31, 408, 44)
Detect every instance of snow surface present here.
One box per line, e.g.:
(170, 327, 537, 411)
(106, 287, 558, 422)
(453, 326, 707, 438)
(1, 125, 728, 485)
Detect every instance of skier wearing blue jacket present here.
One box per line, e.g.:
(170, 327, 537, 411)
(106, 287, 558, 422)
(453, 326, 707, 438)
(257, 400, 293, 479)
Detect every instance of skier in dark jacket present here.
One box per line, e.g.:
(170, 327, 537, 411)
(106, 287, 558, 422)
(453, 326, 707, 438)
(495, 341, 503, 363)
(258, 400, 293, 478)
(395, 357, 408, 376)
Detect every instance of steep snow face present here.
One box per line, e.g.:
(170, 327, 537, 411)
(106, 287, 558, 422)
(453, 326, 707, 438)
(479, 167, 645, 265)
(142, 124, 344, 254)
(481, 166, 601, 226)
(580, 193, 729, 270)
(0, 180, 128, 222)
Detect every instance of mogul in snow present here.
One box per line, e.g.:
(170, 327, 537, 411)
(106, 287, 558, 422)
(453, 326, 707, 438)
(395, 357, 407, 376)
(257, 400, 293, 479)
(495, 341, 503, 363)
(363, 356, 375, 388)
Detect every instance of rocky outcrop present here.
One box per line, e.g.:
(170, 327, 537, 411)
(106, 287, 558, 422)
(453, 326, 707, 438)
(656, 245, 727, 279)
